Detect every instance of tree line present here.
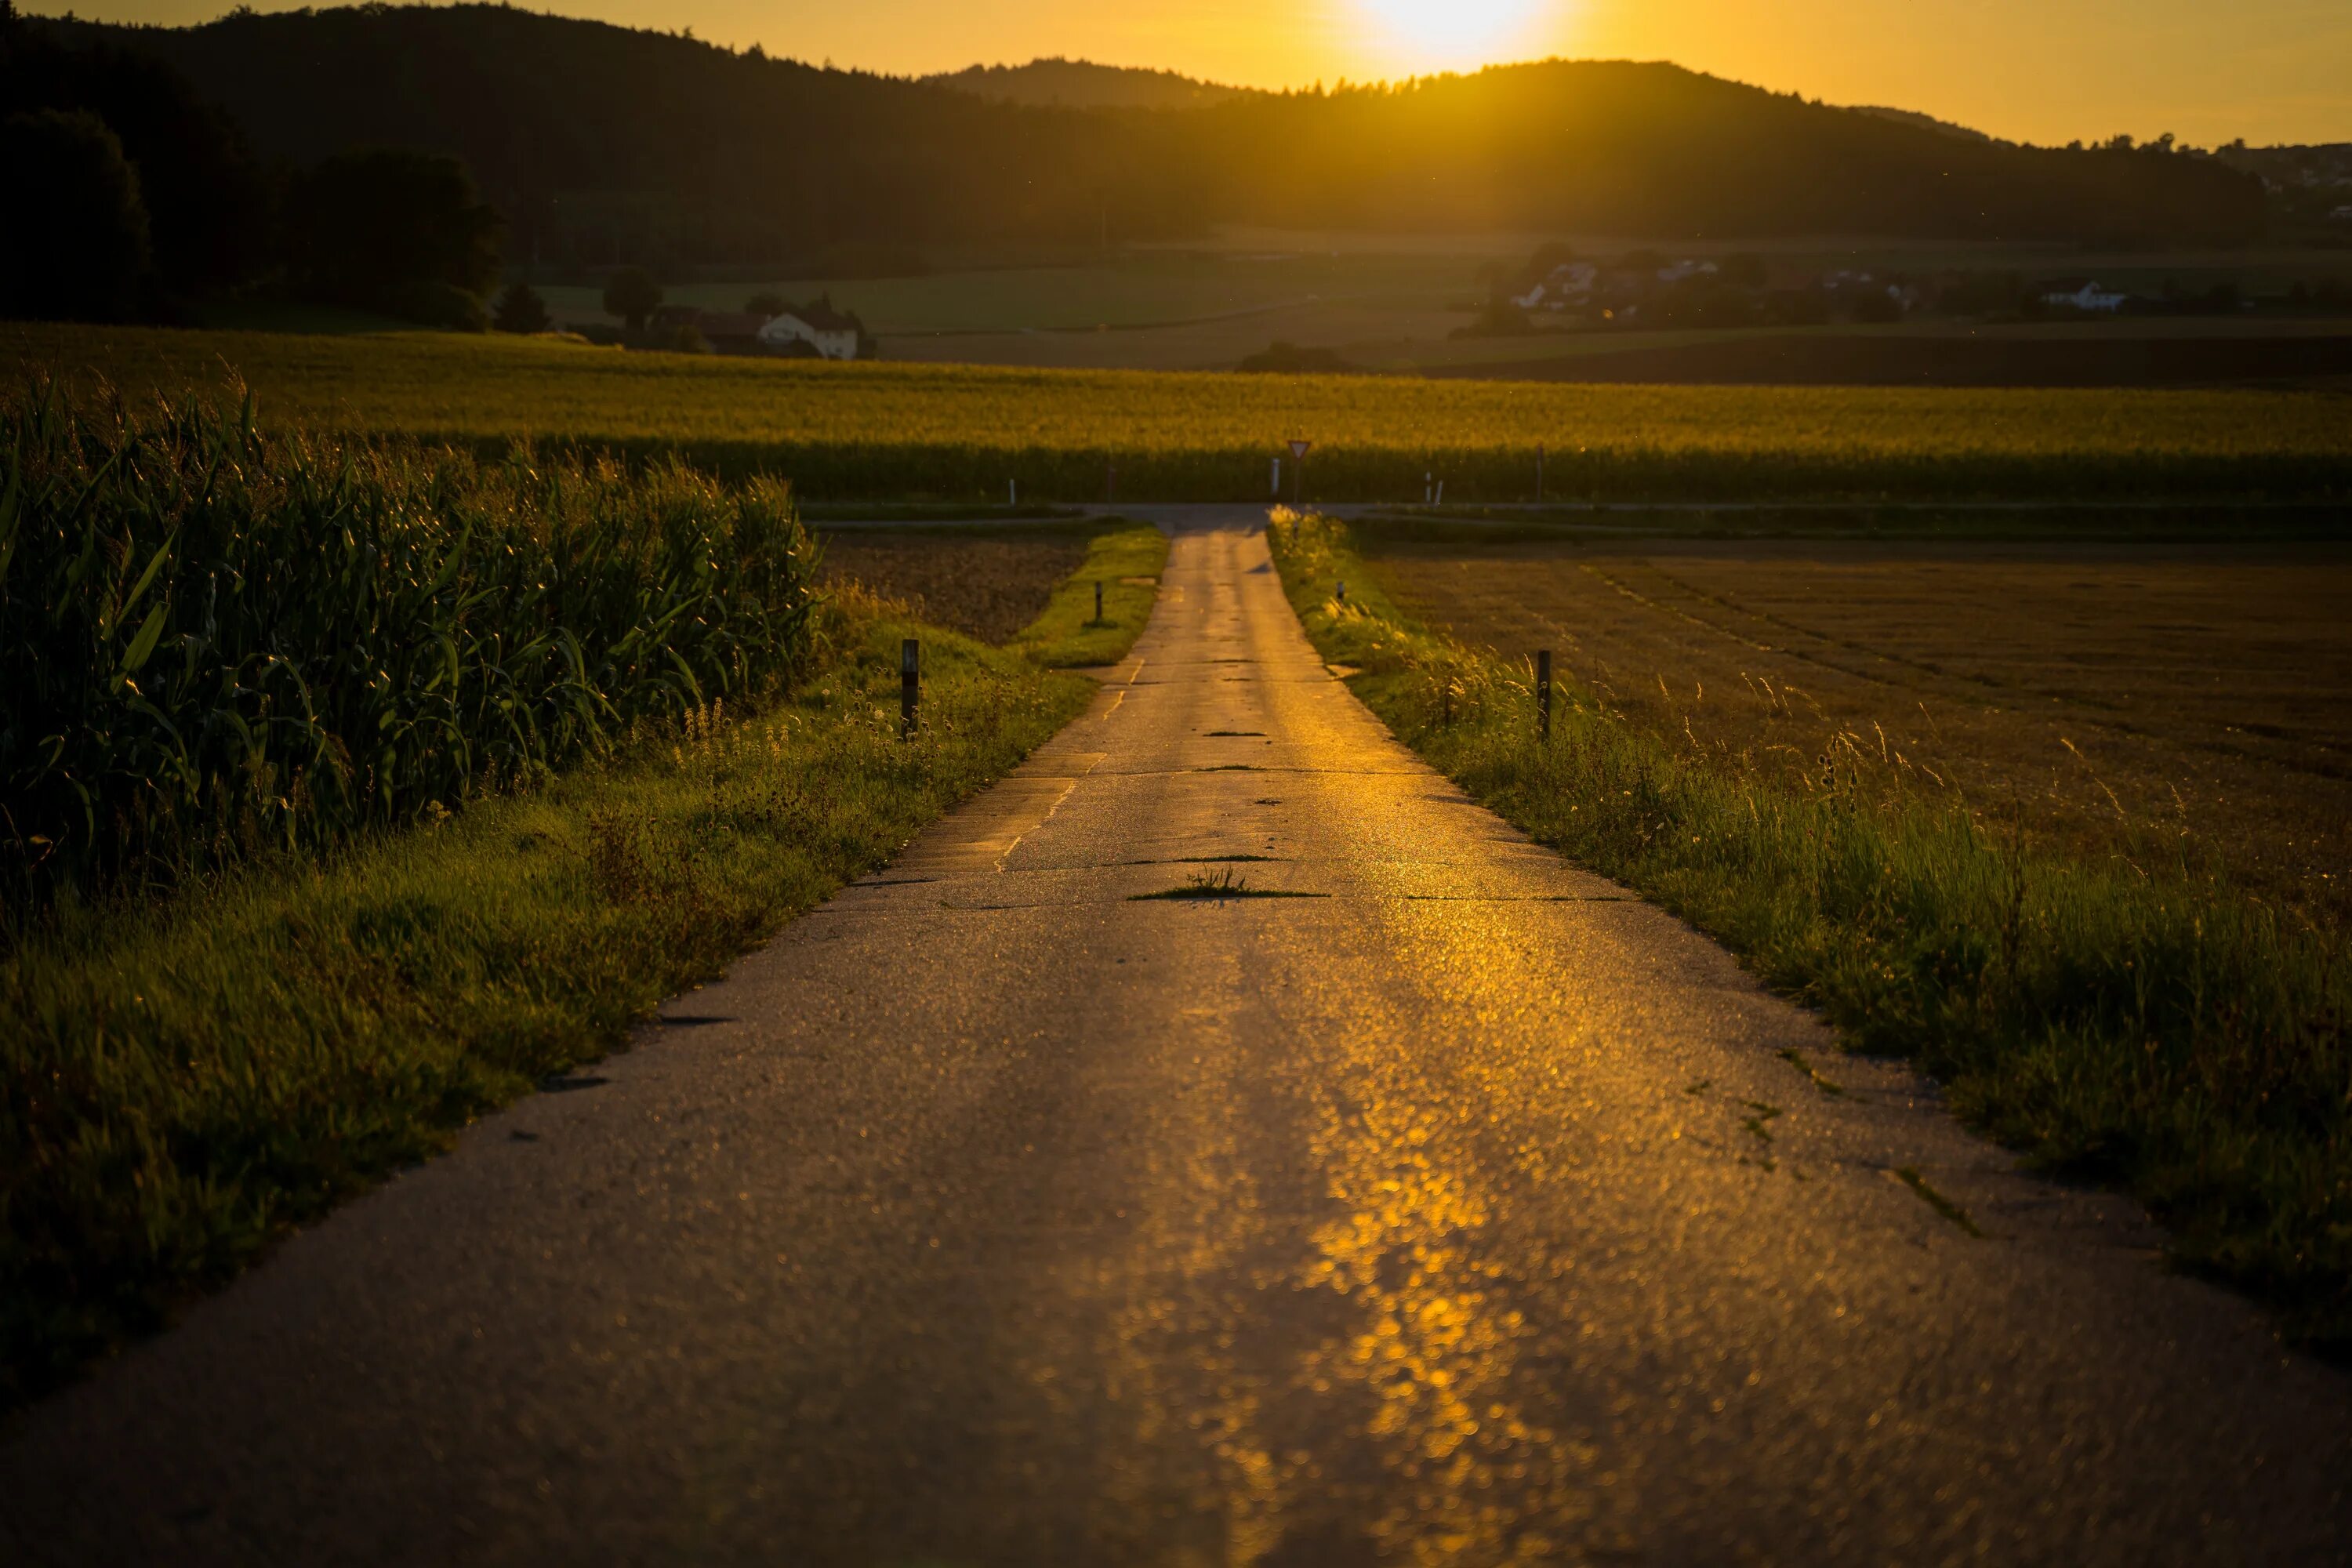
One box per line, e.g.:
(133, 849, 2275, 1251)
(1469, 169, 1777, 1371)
(0, 4, 502, 326)
(7, 2, 2273, 325)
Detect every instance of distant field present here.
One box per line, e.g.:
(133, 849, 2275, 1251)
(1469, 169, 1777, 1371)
(533, 233, 2352, 376)
(12, 323, 2352, 503)
(541, 250, 1475, 338)
(818, 523, 1103, 644)
(1356, 524, 2352, 917)
(1426, 328, 2352, 387)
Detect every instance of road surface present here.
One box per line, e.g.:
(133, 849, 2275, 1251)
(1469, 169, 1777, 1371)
(2, 509, 2347, 1565)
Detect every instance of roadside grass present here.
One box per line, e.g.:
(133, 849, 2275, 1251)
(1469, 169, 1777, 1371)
(1266, 506, 2352, 1348)
(0, 601, 1098, 1407)
(819, 520, 1165, 659)
(1005, 524, 1170, 667)
(0, 406, 1162, 1406)
(11, 322, 2352, 503)
(1348, 520, 2352, 924)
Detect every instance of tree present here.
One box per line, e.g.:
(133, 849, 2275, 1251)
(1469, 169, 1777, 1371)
(0, 109, 151, 321)
(1721, 252, 1769, 289)
(745, 289, 788, 317)
(604, 267, 662, 332)
(284, 147, 502, 326)
(0, 18, 267, 304)
(493, 281, 551, 333)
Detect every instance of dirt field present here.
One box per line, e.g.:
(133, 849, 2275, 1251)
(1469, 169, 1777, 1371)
(818, 527, 1095, 643)
(1357, 524, 2352, 917)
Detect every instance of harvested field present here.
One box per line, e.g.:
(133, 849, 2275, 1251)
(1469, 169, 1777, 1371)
(1356, 523, 2352, 919)
(818, 527, 1095, 644)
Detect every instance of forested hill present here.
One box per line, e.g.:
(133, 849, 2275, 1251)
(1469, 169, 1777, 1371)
(34, 5, 2265, 264)
(926, 58, 1255, 111)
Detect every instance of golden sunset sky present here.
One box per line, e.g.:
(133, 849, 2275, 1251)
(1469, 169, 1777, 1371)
(32, 0, 2352, 146)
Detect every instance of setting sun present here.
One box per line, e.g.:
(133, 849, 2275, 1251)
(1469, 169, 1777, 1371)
(1356, 0, 1555, 70)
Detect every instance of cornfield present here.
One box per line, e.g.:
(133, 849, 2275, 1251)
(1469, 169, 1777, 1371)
(13, 323, 2352, 503)
(0, 384, 818, 899)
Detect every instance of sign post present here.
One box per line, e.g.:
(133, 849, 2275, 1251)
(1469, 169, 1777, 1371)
(1287, 438, 1312, 509)
(901, 639, 920, 737)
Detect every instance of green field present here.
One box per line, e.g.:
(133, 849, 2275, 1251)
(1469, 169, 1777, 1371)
(11, 323, 2351, 503)
(531, 230, 2352, 376)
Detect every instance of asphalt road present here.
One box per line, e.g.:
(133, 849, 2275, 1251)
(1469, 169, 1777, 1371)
(3, 510, 2348, 1566)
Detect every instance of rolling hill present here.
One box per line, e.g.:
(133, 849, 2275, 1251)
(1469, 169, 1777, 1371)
(31, 4, 2267, 266)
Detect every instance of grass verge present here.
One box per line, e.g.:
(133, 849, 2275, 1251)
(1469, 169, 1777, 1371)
(0, 601, 1098, 1407)
(1006, 523, 1169, 667)
(1265, 507, 2352, 1348)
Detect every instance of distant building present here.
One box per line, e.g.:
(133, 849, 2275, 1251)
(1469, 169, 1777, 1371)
(758, 303, 862, 361)
(2039, 278, 2129, 313)
(692, 312, 773, 353)
(1514, 261, 1600, 310)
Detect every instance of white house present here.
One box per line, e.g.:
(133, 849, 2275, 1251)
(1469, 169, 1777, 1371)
(757, 304, 862, 361)
(2041, 279, 2129, 313)
(1513, 262, 1600, 310)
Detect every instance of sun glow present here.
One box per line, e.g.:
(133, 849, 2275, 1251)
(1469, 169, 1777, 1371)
(1355, 0, 1556, 71)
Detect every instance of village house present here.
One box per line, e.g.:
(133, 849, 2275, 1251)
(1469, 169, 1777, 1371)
(758, 302, 863, 360)
(2039, 278, 2130, 313)
(1512, 261, 1599, 310)
(691, 312, 773, 353)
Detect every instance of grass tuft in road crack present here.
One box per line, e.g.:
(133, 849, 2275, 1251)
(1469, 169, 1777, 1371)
(1895, 1167, 1987, 1238)
(1779, 1047, 1848, 1098)
(1130, 869, 1327, 902)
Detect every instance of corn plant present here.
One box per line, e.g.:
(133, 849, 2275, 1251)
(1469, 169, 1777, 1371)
(0, 383, 818, 901)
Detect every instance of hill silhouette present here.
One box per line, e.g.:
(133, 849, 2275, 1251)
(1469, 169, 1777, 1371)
(926, 58, 1254, 111)
(34, 5, 2266, 267)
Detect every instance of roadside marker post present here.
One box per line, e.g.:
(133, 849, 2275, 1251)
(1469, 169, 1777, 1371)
(1287, 438, 1312, 509)
(901, 638, 920, 737)
(1094, 581, 1105, 623)
(1537, 649, 1552, 742)
(1271, 456, 1282, 498)
(1537, 443, 1545, 502)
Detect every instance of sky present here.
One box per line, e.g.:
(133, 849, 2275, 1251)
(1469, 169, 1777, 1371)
(31, 0, 2352, 147)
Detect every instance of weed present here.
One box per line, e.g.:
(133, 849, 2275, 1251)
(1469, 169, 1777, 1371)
(1779, 1047, 1848, 1098)
(1130, 869, 1327, 902)
(1741, 1101, 1784, 1145)
(1894, 1167, 1986, 1238)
